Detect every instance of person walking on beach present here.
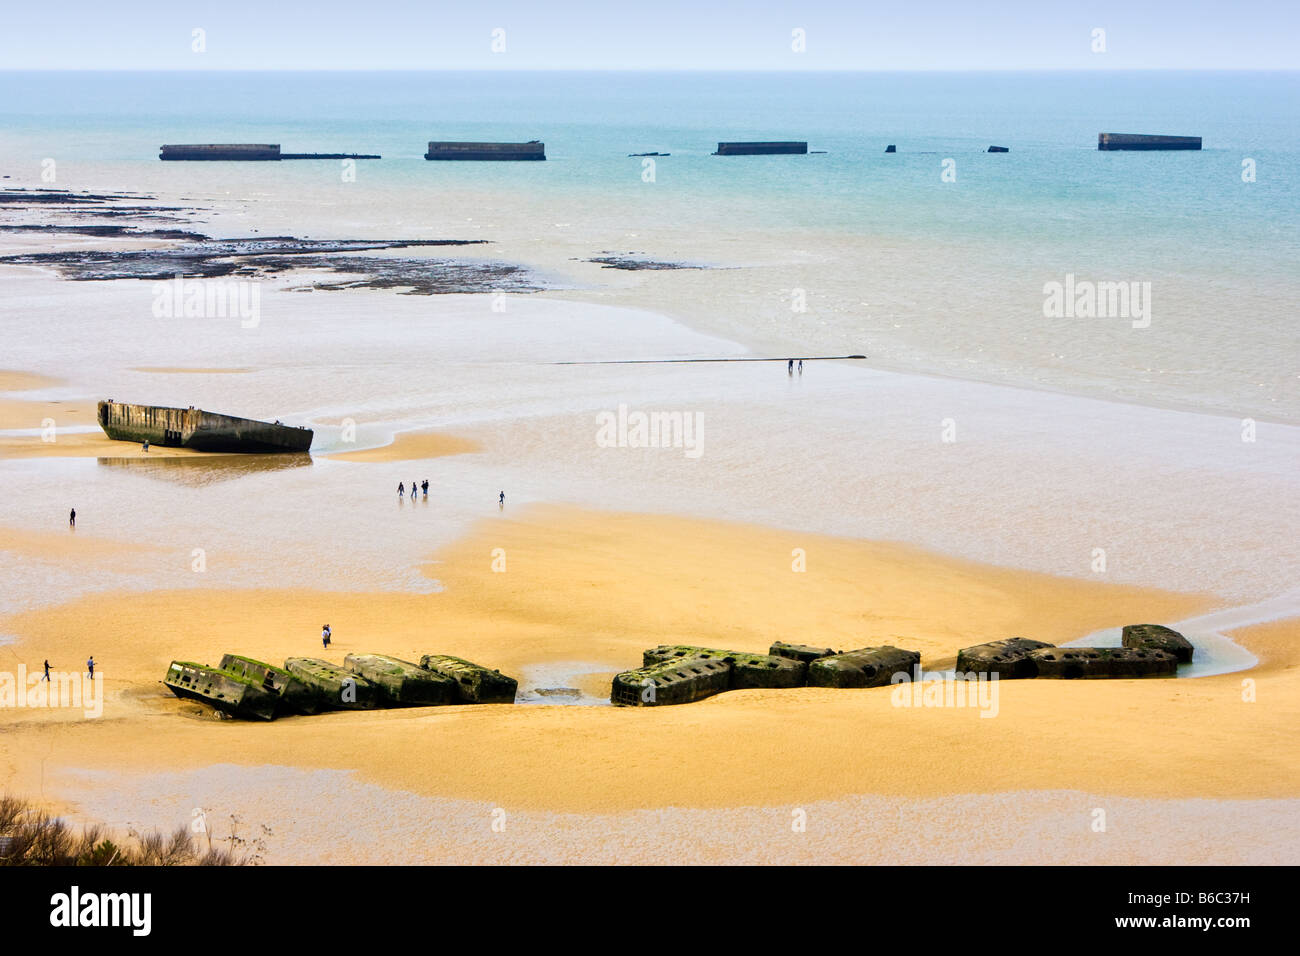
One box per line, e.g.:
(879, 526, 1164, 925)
(86, 656, 94, 680)
(69, 508, 75, 528)
(42, 660, 50, 682)
(499, 490, 505, 508)
(798, 359, 803, 374)
(322, 624, 331, 650)
(787, 359, 793, 375)
(398, 482, 404, 498)
(421, 479, 428, 497)
(142, 440, 149, 452)
(410, 480, 417, 499)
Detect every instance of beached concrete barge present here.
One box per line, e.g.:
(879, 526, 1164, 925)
(163, 661, 279, 720)
(98, 401, 313, 453)
(160, 144, 379, 160)
(713, 141, 808, 156)
(1121, 624, 1194, 663)
(612, 657, 730, 706)
(769, 641, 841, 665)
(643, 645, 807, 689)
(1028, 646, 1177, 679)
(344, 654, 456, 706)
(806, 646, 921, 688)
(425, 141, 545, 161)
(418, 655, 517, 704)
(284, 658, 380, 710)
(955, 638, 1055, 679)
(218, 654, 319, 715)
(1097, 133, 1201, 151)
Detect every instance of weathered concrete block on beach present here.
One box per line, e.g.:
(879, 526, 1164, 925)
(642, 645, 806, 689)
(163, 661, 279, 720)
(418, 654, 518, 704)
(218, 653, 319, 714)
(769, 641, 840, 665)
(955, 638, 1055, 679)
(343, 654, 457, 705)
(806, 646, 921, 688)
(97, 400, 313, 453)
(1028, 646, 1177, 679)
(611, 657, 731, 706)
(284, 657, 380, 710)
(1121, 625, 1194, 664)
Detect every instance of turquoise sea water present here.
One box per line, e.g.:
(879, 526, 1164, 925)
(2, 70, 1297, 248)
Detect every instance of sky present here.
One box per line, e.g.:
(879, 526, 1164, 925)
(1, 1, 1297, 71)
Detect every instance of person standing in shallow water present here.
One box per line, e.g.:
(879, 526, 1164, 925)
(798, 359, 803, 374)
(69, 508, 75, 528)
(421, 479, 428, 497)
(410, 480, 417, 499)
(499, 490, 505, 508)
(787, 359, 793, 375)
(398, 482, 404, 498)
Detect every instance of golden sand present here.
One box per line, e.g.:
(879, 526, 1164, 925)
(323, 429, 482, 462)
(6, 507, 1291, 819)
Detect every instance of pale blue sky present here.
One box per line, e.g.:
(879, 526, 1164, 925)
(2, 1, 1296, 70)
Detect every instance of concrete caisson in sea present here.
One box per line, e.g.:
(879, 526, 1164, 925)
(1028, 646, 1177, 679)
(159, 144, 380, 160)
(1121, 624, 1194, 664)
(642, 644, 807, 689)
(713, 141, 808, 156)
(611, 657, 731, 706)
(97, 401, 313, 453)
(424, 141, 546, 161)
(343, 654, 457, 706)
(955, 637, 1055, 679)
(418, 654, 518, 704)
(284, 658, 380, 710)
(806, 646, 921, 688)
(1097, 133, 1201, 151)
(162, 661, 280, 721)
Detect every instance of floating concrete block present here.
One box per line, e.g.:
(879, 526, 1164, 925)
(611, 657, 731, 706)
(425, 141, 545, 161)
(1028, 646, 1177, 679)
(163, 661, 279, 720)
(955, 638, 1055, 679)
(284, 657, 379, 710)
(419, 654, 518, 704)
(642, 645, 806, 689)
(713, 141, 808, 156)
(1098, 133, 1201, 151)
(1121, 624, 1194, 664)
(885, 144, 896, 153)
(768, 641, 840, 665)
(219, 653, 319, 715)
(987, 145, 1009, 153)
(344, 654, 457, 706)
(806, 646, 921, 688)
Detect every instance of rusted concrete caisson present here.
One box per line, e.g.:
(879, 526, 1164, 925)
(284, 657, 380, 710)
(806, 646, 921, 688)
(163, 661, 280, 720)
(955, 638, 1055, 679)
(1121, 624, 1194, 663)
(1097, 133, 1201, 151)
(418, 654, 518, 704)
(611, 657, 731, 706)
(343, 654, 457, 706)
(713, 141, 808, 155)
(97, 401, 313, 453)
(642, 645, 806, 689)
(1028, 646, 1178, 679)
(768, 641, 840, 665)
(218, 653, 319, 714)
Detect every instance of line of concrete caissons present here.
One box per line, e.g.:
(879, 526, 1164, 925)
(163, 623, 1191, 720)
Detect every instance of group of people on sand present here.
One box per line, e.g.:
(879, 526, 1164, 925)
(397, 479, 430, 499)
(39, 657, 95, 681)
